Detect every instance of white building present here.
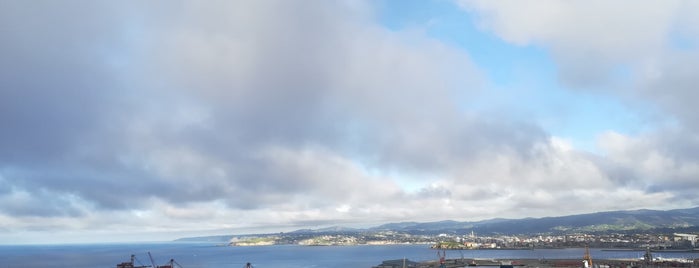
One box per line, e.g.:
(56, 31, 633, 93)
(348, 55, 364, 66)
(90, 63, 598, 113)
(673, 233, 698, 246)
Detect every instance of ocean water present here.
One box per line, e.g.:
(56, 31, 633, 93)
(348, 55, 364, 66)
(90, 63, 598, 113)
(1, 243, 699, 268)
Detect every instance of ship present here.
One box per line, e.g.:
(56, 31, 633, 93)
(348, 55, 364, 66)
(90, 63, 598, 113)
(116, 255, 150, 268)
(116, 253, 182, 268)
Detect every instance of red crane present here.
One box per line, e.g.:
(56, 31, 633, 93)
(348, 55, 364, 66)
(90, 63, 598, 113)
(437, 249, 446, 268)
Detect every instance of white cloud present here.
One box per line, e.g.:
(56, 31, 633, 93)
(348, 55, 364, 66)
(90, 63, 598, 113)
(458, 0, 687, 87)
(2, 0, 699, 243)
(598, 130, 699, 195)
(459, 0, 699, 212)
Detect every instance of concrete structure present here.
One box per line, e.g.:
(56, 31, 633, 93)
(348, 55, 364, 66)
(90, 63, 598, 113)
(373, 259, 419, 268)
(674, 233, 698, 246)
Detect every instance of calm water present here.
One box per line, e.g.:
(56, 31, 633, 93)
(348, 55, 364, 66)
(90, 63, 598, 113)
(2, 243, 699, 268)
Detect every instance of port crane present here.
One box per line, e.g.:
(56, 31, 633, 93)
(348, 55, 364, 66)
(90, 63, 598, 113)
(147, 252, 183, 268)
(583, 244, 593, 268)
(437, 249, 446, 268)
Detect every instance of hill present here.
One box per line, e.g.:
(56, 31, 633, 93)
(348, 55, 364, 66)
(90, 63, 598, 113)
(176, 207, 699, 241)
(372, 207, 699, 235)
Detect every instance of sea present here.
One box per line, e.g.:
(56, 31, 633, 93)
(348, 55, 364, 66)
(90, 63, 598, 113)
(2, 243, 699, 268)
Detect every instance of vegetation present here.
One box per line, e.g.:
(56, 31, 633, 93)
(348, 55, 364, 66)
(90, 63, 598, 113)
(176, 207, 699, 249)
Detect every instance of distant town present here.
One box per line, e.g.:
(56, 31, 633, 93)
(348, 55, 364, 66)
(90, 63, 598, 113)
(175, 207, 699, 251)
(225, 231, 699, 251)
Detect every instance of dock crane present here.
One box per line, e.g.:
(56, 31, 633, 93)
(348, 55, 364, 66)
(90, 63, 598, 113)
(147, 252, 182, 268)
(583, 244, 593, 268)
(437, 249, 446, 268)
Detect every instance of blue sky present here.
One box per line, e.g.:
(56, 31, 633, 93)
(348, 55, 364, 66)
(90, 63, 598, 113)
(1, 0, 699, 244)
(378, 0, 648, 152)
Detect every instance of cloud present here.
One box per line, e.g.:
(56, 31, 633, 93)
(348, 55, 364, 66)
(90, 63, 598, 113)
(598, 130, 699, 197)
(457, 0, 699, 215)
(458, 0, 680, 87)
(0, 1, 495, 231)
(0, 1, 127, 164)
(2, 0, 699, 242)
(459, 0, 699, 128)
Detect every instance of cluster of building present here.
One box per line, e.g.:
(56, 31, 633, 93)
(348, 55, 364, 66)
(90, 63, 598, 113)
(229, 231, 699, 249)
(434, 232, 699, 250)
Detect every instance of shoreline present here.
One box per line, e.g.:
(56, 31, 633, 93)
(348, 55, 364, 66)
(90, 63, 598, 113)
(375, 257, 699, 268)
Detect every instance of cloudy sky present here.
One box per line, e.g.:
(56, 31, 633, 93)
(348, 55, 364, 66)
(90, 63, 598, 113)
(2, 0, 699, 244)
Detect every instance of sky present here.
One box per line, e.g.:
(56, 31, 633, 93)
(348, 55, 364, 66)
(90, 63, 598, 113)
(1, 0, 699, 244)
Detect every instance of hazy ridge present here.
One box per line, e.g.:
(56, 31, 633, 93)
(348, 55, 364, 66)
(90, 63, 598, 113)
(176, 207, 699, 241)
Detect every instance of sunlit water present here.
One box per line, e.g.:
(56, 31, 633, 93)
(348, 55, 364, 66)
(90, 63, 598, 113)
(2, 243, 699, 268)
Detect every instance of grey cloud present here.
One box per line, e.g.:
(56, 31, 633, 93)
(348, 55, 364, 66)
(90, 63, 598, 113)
(0, 1, 135, 162)
(416, 185, 452, 198)
(128, 0, 539, 196)
(640, 52, 699, 131)
(598, 130, 699, 204)
(0, 1, 387, 214)
(0, 2, 141, 214)
(0, 0, 610, 233)
(554, 52, 618, 88)
(0, 187, 84, 217)
(0, 174, 10, 195)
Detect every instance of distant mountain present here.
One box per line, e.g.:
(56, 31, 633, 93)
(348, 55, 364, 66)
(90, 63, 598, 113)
(289, 226, 359, 234)
(371, 207, 699, 235)
(175, 207, 699, 241)
(174, 235, 234, 243)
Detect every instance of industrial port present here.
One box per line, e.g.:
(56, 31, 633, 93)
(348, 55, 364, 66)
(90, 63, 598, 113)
(374, 247, 699, 268)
